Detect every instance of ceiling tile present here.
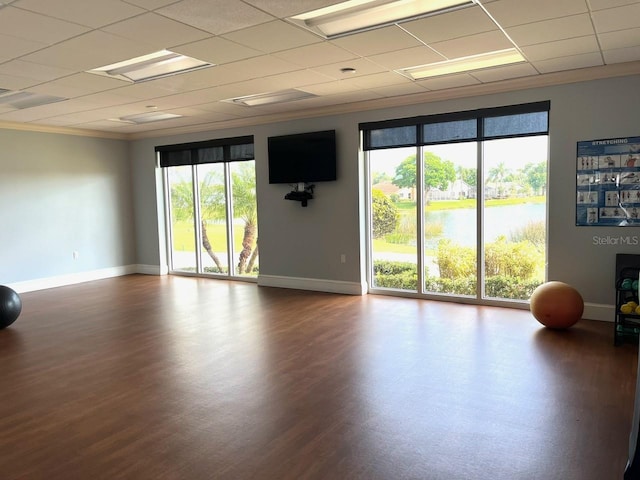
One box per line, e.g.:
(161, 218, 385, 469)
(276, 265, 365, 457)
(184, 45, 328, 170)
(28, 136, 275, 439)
(0, 33, 47, 63)
(369, 46, 445, 70)
(349, 72, 414, 89)
(121, 0, 181, 9)
(298, 80, 363, 96)
(28, 73, 127, 98)
(222, 20, 321, 53)
(589, 0, 640, 10)
(242, 0, 338, 18)
(273, 42, 358, 68)
(310, 58, 387, 80)
(505, 14, 595, 46)
(0, 6, 90, 44)
(531, 51, 603, 73)
(599, 27, 640, 50)
(157, 0, 275, 35)
(417, 73, 481, 91)
(603, 45, 640, 64)
(522, 35, 600, 62)
(331, 25, 423, 56)
(402, 5, 497, 44)
(430, 30, 513, 59)
(0, 60, 75, 83)
(484, 0, 588, 27)
(369, 82, 429, 97)
(14, 0, 146, 28)
(207, 55, 302, 84)
(173, 37, 262, 65)
(591, 3, 640, 33)
(0, 73, 37, 90)
(20, 31, 157, 71)
(101, 12, 211, 49)
(469, 62, 540, 83)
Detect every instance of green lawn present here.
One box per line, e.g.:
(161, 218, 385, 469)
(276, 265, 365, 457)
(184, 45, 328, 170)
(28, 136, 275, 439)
(394, 196, 545, 211)
(171, 221, 248, 252)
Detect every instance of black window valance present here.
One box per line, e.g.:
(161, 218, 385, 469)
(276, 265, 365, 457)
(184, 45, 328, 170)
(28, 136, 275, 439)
(360, 101, 550, 151)
(156, 135, 254, 167)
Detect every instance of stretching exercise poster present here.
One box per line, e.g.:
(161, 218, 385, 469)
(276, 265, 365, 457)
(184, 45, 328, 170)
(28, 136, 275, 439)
(576, 136, 640, 226)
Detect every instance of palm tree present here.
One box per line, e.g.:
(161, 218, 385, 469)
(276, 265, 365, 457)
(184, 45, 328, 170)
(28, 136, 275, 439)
(230, 162, 258, 274)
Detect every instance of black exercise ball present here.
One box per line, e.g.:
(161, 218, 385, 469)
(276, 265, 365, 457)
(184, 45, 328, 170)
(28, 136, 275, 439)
(0, 285, 22, 329)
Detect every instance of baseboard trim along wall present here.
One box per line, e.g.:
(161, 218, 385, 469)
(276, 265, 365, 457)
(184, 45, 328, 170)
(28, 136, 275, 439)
(4, 268, 615, 322)
(6, 264, 164, 293)
(257, 274, 367, 295)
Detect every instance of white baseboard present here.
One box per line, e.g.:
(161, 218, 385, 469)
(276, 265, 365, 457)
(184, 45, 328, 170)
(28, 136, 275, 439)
(7, 265, 139, 293)
(136, 264, 168, 275)
(583, 302, 614, 322)
(257, 274, 367, 295)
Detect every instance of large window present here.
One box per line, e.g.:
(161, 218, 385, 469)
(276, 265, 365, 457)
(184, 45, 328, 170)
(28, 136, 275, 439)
(158, 136, 258, 278)
(363, 102, 549, 303)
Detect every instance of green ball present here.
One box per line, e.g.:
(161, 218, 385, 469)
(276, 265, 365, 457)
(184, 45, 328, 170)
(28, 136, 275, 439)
(633, 280, 639, 291)
(622, 279, 633, 290)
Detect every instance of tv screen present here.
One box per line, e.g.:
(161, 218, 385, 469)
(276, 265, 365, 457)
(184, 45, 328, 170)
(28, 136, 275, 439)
(268, 130, 337, 184)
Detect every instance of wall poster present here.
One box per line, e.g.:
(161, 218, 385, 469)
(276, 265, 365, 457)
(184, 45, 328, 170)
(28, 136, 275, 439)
(576, 136, 640, 226)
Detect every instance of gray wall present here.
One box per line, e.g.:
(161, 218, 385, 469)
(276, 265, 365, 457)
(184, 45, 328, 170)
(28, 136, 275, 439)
(131, 74, 640, 311)
(2, 74, 635, 311)
(0, 129, 134, 285)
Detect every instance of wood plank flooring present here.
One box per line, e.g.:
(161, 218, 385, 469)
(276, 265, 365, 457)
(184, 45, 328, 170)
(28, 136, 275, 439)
(0, 274, 636, 480)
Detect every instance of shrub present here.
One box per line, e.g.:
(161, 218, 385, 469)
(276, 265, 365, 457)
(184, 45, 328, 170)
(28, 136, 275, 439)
(425, 276, 476, 296)
(484, 236, 539, 279)
(510, 220, 545, 250)
(436, 240, 476, 279)
(374, 271, 418, 290)
(485, 276, 542, 300)
(373, 260, 417, 276)
(372, 189, 399, 239)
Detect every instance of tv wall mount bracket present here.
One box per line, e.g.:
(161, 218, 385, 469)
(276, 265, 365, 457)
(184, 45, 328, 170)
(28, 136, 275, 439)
(285, 183, 314, 207)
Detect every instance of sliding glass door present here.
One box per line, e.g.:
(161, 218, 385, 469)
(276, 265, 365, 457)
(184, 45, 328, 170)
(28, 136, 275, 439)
(160, 136, 258, 279)
(364, 102, 549, 303)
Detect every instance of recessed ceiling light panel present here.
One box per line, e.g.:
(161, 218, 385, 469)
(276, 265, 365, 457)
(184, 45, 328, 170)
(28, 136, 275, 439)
(224, 89, 317, 107)
(289, 0, 476, 38)
(114, 112, 183, 124)
(0, 90, 67, 109)
(87, 50, 214, 83)
(399, 48, 526, 80)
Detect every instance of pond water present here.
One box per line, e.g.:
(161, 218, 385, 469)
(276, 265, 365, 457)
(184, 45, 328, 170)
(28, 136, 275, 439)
(425, 203, 545, 249)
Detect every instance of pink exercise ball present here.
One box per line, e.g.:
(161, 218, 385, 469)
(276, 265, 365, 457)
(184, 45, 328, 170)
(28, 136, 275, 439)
(530, 281, 584, 329)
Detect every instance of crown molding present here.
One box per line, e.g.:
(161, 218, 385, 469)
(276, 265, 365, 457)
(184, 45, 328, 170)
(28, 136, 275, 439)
(1, 61, 639, 142)
(0, 120, 129, 140)
(127, 61, 640, 141)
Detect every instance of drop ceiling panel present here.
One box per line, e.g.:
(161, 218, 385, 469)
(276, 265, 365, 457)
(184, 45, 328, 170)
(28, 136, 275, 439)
(0, 34, 48, 64)
(14, 0, 146, 28)
(294, 80, 363, 96)
(401, 5, 497, 44)
(122, 0, 181, 9)
(505, 14, 595, 46)
(20, 30, 156, 70)
(522, 36, 600, 62)
(417, 73, 481, 90)
(604, 45, 640, 64)
(273, 43, 358, 68)
(430, 30, 514, 59)
(172, 37, 262, 65)
(531, 51, 603, 73)
(101, 12, 212, 49)
(243, 0, 338, 18)
(222, 20, 321, 53)
(0, 60, 75, 83)
(310, 58, 387, 80)
(28, 73, 127, 98)
(368, 46, 445, 70)
(484, 0, 588, 27)
(589, 0, 640, 10)
(469, 62, 539, 83)
(0, 73, 36, 90)
(157, 0, 275, 35)
(369, 82, 429, 97)
(591, 3, 640, 33)
(207, 55, 302, 84)
(0, 6, 90, 44)
(349, 72, 414, 88)
(331, 26, 423, 56)
(599, 27, 640, 50)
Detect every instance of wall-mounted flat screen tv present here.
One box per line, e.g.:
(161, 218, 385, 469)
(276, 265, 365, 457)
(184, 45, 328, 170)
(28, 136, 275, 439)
(268, 130, 337, 184)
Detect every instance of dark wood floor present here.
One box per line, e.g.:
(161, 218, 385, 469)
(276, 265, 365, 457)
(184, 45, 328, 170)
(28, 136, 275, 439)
(0, 275, 636, 480)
